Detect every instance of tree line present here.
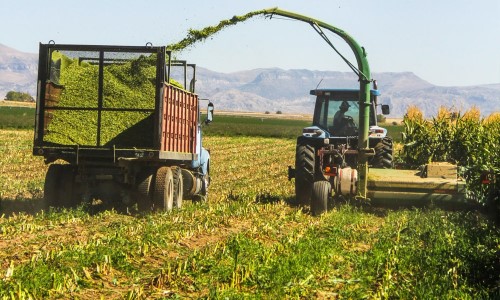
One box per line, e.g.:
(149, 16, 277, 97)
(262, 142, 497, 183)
(4, 91, 34, 102)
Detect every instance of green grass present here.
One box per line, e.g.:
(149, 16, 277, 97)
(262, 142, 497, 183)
(0, 106, 35, 129)
(0, 129, 499, 299)
(384, 124, 404, 143)
(204, 114, 311, 139)
(204, 114, 404, 141)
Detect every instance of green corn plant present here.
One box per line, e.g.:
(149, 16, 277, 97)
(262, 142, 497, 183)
(402, 105, 500, 205)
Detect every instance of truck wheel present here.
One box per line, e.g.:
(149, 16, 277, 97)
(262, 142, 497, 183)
(136, 169, 153, 212)
(171, 166, 183, 209)
(311, 181, 331, 216)
(295, 140, 315, 205)
(192, 162, 210, 203)
(192, 173, 209, 202)
(372, 137, 393, 168)
(153, 167, 174, 212)
(58, 165, 76, 208)
(43, 164, 64, 209)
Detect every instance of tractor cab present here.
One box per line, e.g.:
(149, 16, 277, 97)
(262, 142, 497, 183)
(310, 89, 388, 137)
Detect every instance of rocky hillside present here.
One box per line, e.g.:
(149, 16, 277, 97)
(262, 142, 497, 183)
(194, 68, 500, 117)
(1, 44, 498, 117)
(0, 44, 37, 100)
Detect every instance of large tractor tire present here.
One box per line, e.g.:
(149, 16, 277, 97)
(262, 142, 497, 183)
(153, 167, 174, 212)
(295, 140, 315, 205)
(372, 137, 393, 168)
(136, 168, 153, 212)
(311, 181, 331, 216)
(171, 166, 183, 209)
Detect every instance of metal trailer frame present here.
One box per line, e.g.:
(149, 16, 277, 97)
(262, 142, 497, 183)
(33, 43, 199, 165)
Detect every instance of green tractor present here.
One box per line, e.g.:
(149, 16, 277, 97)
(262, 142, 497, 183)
(262, 8, 465, 215)
(261, 8, 387, 213)
(289, 86, 391, 215)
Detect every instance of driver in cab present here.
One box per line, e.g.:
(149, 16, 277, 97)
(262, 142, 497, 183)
(332, 101, 351, 133)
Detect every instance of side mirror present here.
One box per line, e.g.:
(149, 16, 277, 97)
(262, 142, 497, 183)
(205, 102, 214, 125)
(381, 104, 390, 115)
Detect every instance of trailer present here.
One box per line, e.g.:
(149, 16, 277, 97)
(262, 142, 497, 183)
(33, 43, 213, 212)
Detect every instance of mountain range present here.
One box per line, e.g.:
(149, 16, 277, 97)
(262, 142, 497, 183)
(1, 43, 498, 117)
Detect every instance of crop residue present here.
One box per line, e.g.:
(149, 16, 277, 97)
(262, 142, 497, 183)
(166, 10, 268, 52)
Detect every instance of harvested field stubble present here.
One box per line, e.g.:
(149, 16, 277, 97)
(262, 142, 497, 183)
(1, 129, 499, 299)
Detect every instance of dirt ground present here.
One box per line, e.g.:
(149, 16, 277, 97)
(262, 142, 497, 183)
(0, 100, 35, 107)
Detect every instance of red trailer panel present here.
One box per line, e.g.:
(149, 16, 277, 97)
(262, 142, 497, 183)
(161, 84, 198, 154)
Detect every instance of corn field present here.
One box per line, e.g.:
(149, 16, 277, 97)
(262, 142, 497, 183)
(402, 106, 500, 205)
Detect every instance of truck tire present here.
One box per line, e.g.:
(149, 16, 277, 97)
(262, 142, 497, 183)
(192, 173, 209, 202)
(43, 164, 64, 209)
(42, 164, 76, 209)
(136, 169, 153, 212)
(311, 181, 331, 216)
(192, 161, 210, 202)
(153, 167, 174, 212)
(372, 137, 393, 168)
(295, 140, 315, 205)
(171, 166, 183, 209)
(58, 165, 76, 208)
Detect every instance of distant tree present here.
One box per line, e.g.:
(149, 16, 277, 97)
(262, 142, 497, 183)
(377, 114, 386, 123)
(276, 110, 282, 115)
(265, 111, 270, 114)
(5, 91, 34, 102)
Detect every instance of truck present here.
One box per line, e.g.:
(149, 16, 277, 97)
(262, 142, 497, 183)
(33, 43, 213, 212)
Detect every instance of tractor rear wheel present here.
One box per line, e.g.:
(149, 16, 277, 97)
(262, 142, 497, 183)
(295, 140, 315, 205)
(372, 137, 393, 168)
(153, 167, 174, 212)
(311, 181, 331, 216)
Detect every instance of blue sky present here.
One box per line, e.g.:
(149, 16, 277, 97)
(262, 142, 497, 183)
(2, 0, 499, 86)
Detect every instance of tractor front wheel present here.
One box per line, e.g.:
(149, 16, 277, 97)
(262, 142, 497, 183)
(311, 181, 331, 216)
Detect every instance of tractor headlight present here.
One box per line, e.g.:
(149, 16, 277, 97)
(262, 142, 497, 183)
(369, 126, 387, 137)
(302, 128, 324, 137)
